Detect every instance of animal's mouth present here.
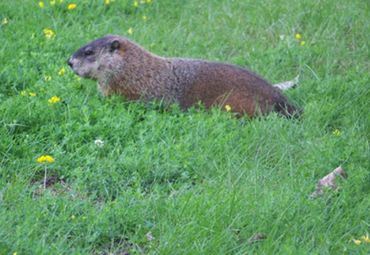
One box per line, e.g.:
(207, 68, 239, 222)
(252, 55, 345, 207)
(72, 67, 98, 80)
(67, 57, 98, 80)
(67, 58, 86, 77)
(69, 66, 84, 77)
(67, 57, 75, 69)
(71, 68, 83, 77)
(67, 57, 80, 74)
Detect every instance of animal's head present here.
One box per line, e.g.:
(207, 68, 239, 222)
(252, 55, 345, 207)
(67, 35, 127, 80)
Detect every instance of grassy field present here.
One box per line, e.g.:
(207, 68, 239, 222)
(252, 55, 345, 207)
(0, 0, 369, 254)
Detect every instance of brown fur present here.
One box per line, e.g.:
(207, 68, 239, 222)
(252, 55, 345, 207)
(68, 35, 299, 117)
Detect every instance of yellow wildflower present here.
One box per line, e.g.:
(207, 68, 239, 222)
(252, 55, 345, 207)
(43, 28, 55, 39)
(39, 1, 45, 8)
(48, 96, 61, 104)
(300, 41, 306, 46)
(37, 155, 55, 163)
(104, 0, 110, 4)
(50, 0, 56, 5)
(1, 17, 8, 25)
(353, 239, 361, 245)
(333, 129, 341, 137)
(44, 75, 52, 81)
(58, 67, 65, 76)
(133, 0, 139, 7)
(29, 92, 37, 97)
(127, 27, 133, 35)
(361, 234, 370, 243)
(67, 3, 77, 10)
(225, 104, 232, 112)
(142, 15, 147, 21)
(295, 33, 302, 40)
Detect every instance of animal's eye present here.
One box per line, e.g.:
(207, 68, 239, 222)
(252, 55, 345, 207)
(84, 49, 94, 56)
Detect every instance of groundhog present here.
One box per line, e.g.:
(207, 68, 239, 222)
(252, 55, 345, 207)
(68, 35, 300, 117)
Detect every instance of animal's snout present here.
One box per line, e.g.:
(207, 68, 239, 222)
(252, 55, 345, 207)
(67, 58, 74, 68)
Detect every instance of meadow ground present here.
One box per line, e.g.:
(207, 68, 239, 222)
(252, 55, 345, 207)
(0, 0, 369, 254)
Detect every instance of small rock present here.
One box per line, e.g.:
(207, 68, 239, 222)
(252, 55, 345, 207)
(248, 232, 267, 244)
(145, 231, 155, 242)
(310, 166, 347, 198)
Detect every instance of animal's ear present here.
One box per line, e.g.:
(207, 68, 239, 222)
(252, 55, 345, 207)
(110, 40, 120, 52)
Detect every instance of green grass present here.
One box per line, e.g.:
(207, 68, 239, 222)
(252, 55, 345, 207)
(0, 0, 369, 254)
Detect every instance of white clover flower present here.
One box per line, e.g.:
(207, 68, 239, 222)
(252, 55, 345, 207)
(94, 139, 104, 148)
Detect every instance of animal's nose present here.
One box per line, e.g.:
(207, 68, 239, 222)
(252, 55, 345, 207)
(67, 58, 73, 67)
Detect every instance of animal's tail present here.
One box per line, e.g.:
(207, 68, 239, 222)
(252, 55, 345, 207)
(273, 75, 299, 91)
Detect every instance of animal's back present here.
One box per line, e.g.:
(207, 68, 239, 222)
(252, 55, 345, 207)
(171, 58, 298, 117)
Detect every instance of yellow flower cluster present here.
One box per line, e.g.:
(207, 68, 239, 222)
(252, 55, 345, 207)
(129, 0, 152, 34)
(20, 90, 37, 97)
(1, 17, 9, 25)
(332, 129, 341, 136)
(48, 96, 61, 104)
(43, 28, 55, 39)
(295, 33, 305, 46)
(44, 75, 52, 81)
(50, 0, 63, 5)
(58, 67, 65, 76)
(133, 0, 152, 8)
(353, 234, 370, 245)
(37, 155, 55, 163)
(67, 3, 77, 10)
(224, 104, 232, 112)
(39, 1, 77, 10)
